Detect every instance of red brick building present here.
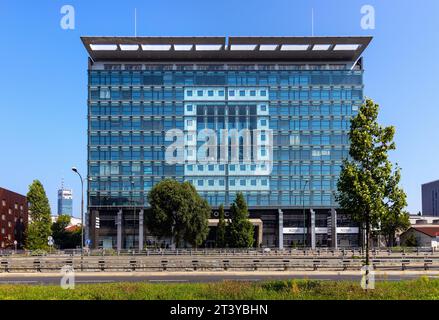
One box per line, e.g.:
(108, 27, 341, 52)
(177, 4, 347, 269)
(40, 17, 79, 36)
(0, 187, 28, 249)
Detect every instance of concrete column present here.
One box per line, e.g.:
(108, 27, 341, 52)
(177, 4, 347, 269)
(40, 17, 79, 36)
(310, 209, 316, 250)
(138, 209, 144, 251)
(331, 208, 338, 250)
(116, 209, 123, 251)
(278, 209, 284, 250)
(91, 210, 99, 249)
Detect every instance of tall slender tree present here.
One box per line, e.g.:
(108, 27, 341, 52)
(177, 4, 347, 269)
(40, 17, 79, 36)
(227, 193, 254, 248)
(380, 169, 410, 246)
(26, 180, 52, 250)
(336, 99, 408, 271)
(216, 204, 227, 248)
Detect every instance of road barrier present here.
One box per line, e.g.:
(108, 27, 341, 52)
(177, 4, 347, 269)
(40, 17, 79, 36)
(1, 255, 439, 273)
(1, 247, 437, 259)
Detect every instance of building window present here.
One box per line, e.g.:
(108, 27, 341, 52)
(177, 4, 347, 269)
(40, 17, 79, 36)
(260, 105, 267, 112)
(197, 90, 203, 97)
(186, 105, 193, 112)
(240, 180, 246, 186)
(1, 214, 5, 221)
(229, 90, 235, 96)
(261, 119, 267, 126)
(218, 90, 225, 96)
(208, 165, 214, 171)
(239, 90, 245, 96)
(187, 120, 193, 126)
(197, 165, 204, 171)
(8, 209, 12, 215)
(230, 180, 236, 186)
(208, 90, 214, 97)
(229, 165, 236, 171)
(1, 228, 4, 234)
(187, 165, 193, 172)
(1, 200, 5, 206)
(261, 179, 268, 186)
(251, 180, 257, 186)
(260, 90, 267, 96)
(187, 90, 193, 96)
(14, 203, 18, 209)
(219, 180, 225, 186)
(208, 180, 214, 186)
(250, 90, 256, 96)
(197, 180, 204, 186)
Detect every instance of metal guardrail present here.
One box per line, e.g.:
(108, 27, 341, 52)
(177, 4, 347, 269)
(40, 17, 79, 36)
(1, 247, 437, 258)
(1, 256, 439, 273)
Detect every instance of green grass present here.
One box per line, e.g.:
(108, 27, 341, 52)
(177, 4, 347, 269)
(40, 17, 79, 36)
(1, 278, 439, 300)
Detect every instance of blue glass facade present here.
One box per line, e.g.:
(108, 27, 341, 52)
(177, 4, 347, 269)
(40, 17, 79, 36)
(57, 189, 73, 216)
(88, 67, 362, 208)
(83, 36, 370, 249)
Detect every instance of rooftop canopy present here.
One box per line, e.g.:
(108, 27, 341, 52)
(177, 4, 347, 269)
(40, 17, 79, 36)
(81, 36, 372, 62)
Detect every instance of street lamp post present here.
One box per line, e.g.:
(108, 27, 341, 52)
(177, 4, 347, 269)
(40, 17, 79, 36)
(302, 180, 309, 249)
(72, 167, 84, 253)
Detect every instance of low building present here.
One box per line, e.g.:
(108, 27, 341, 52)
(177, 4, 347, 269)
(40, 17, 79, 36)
(400, 225, 439, 248)
(0, 187, 28, 249)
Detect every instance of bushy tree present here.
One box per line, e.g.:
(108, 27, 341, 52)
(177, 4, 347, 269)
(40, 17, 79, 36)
(26, 180, 52, 250)
(216, 204, 227, 248)
(336, 99, 408, 268)
(181, 182, 210, 247)
(403, 233, 418, 247)
(51, 214, 82, 249)
(227, 193, 254, 248)
(146, 179, 210, 247)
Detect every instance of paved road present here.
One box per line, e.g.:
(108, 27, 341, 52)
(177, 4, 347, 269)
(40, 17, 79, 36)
(0, 271, 438, 285)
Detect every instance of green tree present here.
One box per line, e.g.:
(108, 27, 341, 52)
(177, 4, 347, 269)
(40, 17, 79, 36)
(380, 169, 410, 246)
(336, 98, 407, 267)
(51, 214, 82, 249)
(403, 233, 418, 247)
(146, 179, 210, 248)
(26, 180, 52, 250)
(216, 204, 227, 248)
(227, 193, 254, 248)
(181, 181, 210, 247)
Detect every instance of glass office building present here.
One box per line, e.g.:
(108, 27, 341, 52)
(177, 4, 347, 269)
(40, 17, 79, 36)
(57, 188, 73, 216)
(82, 36, 372, 249)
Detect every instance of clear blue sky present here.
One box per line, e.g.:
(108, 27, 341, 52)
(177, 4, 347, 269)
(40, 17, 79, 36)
(0, 0, 438, 217)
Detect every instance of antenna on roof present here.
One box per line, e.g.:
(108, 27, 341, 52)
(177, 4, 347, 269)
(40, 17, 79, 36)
(134, 8, 137, 37)
(311, 8, 314, 36)
(61, 178, 64, 190)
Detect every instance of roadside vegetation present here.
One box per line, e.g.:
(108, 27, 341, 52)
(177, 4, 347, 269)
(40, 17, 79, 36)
(0, 278, 438, 300)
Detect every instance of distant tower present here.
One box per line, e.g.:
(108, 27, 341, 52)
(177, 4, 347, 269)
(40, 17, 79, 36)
(57, 179, 73, 216)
